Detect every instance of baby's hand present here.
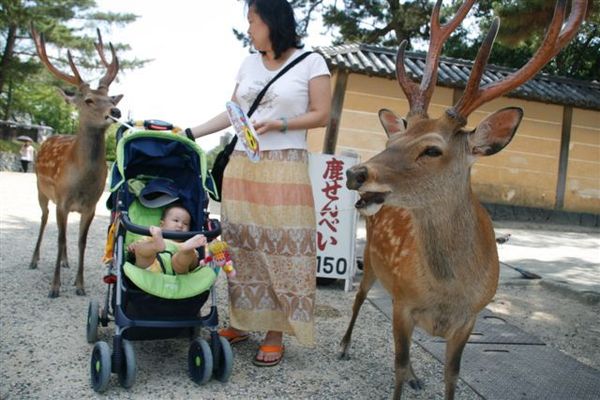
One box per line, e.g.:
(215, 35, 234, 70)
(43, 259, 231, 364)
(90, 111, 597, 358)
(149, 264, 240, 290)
(149, 226, 162, 238)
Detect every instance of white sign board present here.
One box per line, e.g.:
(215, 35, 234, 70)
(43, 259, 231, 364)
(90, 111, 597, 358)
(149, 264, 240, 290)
(309, 153, 359, 292)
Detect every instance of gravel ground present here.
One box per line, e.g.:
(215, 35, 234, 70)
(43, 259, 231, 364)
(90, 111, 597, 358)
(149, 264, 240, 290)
(1, 171, 598, 399)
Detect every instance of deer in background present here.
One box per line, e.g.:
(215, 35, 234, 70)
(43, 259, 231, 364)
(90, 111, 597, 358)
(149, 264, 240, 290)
(29, 27, 123, 298)
(339, 0, 587, 398)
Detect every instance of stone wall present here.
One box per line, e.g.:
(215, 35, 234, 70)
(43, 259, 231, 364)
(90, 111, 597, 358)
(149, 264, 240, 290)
(0, 152, 22, 172)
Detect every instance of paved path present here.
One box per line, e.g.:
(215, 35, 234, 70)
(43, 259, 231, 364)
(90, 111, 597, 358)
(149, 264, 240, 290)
(494, 222, 600, 302)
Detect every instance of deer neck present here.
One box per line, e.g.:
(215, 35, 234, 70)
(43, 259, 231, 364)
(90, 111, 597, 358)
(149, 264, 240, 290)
(410, 187, 478, 280)
(73, 126, 107, 169)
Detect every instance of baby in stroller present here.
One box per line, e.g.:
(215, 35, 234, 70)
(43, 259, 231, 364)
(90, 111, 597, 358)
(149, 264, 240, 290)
(128, 203, 207, 274)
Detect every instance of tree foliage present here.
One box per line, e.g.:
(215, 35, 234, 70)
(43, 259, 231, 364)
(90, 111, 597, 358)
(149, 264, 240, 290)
(234, 0, 434, 48)
(0, 0, 146, 131)
(234, 0, 598, 81)
(443, 0, 599, 80)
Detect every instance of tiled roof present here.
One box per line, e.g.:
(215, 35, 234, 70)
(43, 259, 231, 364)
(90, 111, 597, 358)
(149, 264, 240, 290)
(315, 44, 600, 111)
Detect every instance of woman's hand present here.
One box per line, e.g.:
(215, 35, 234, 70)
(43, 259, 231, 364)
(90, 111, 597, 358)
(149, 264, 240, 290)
(252, 119, 285, 135)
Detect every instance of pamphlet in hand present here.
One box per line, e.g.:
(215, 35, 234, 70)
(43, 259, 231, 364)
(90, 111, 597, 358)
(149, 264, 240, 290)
(225, 101, 260, 162)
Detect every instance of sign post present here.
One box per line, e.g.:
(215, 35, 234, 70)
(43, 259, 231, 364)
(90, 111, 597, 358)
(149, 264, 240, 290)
(309, 152, 359, 292)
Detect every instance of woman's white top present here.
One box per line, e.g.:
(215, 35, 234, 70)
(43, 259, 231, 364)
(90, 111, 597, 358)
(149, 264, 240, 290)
(20, 145, 34, 161)
(233, 49, 330, 151)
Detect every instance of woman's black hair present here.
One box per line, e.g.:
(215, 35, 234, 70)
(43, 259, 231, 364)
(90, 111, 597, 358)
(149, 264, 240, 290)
(246, 0, 303, 59)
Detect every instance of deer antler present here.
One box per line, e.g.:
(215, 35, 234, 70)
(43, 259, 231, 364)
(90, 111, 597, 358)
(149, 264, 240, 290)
(450, 0, 587, 122)
(94, 28, 119, 91)
(30, 25, 85, 88)
(396, 0, 476, 119)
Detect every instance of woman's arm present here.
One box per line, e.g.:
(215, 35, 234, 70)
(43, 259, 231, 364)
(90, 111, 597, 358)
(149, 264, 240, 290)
(252, 75, 331, 135)
(188, 111, 230, 138)
(187, 85, 239, 138)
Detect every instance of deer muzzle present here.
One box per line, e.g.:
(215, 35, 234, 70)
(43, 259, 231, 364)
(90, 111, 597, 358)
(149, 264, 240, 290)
(109, 107, 121, 119)
(346, 165, 368, 190)
(346, 166, 390, 215)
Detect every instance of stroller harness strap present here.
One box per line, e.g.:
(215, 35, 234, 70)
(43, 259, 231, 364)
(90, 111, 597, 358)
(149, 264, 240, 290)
(156, 250, 175, 275)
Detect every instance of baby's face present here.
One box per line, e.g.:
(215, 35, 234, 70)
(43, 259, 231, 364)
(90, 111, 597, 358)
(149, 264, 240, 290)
(161, 207, 191, 232)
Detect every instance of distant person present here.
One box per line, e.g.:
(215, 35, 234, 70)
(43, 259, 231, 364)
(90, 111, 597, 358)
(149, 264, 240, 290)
(127, 204, 206, 275)
(185, 0, 331, 366)
(20, 141, 35, 173)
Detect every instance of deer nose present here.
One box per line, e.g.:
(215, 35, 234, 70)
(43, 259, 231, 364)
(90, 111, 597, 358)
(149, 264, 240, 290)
(110, 107, 121, 119)
(346, 166, 368, 190)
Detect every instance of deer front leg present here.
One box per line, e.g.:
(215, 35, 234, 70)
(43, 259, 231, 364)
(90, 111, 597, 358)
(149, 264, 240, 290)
(49, 207, 69, 298)
(391, 303, 416, 400)
(58, 208, 69, 269)
(30, 191, 49, 269)
(339, 250, 377, 359)
(74, 209, 95, 296)
(443, 319, 475, 400)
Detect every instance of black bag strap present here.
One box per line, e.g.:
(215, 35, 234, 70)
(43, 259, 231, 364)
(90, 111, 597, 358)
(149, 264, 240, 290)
(247, 51, 313, 118)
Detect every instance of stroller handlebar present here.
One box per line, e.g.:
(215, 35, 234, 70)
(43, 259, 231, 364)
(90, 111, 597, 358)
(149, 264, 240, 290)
(120, 213, 222, 241)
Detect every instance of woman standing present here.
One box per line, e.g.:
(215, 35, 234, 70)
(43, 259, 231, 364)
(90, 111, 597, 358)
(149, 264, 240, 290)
(20, 141, 35, 172)
(186, 0, 330, 366)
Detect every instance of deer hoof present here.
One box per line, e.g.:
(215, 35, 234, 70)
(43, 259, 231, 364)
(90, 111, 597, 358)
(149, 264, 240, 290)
(61, 261, 70, 269)
(29, 261, 38, 269)
(76, 288, 86, 296)
(48, 289, 60, 298)
(338, 350, 351, 360)
(408, 378, 424, 391)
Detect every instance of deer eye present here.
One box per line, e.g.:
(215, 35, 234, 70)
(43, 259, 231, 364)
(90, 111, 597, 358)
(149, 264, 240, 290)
(84, 98, 95, 105)
(419, 146, 442, 158)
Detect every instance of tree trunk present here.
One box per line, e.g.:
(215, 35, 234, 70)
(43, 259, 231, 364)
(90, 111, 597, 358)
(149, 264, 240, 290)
(0, 24, 18, 95)
(3, 81, 13, 121)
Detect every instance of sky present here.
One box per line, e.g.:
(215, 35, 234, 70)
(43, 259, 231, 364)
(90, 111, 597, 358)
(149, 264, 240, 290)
(94, 1, 332, 150)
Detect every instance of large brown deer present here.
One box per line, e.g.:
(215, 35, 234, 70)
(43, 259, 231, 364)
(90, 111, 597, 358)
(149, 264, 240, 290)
(29, 27, 123, 298)
(339, 0, 587, 399)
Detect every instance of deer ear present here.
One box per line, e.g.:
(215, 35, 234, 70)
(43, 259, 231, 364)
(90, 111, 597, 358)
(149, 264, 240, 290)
(56, 88, 76, 104)
(469, 107, 523, 157)
(111, 94, 124, 105)
(378, 109, 407, 138)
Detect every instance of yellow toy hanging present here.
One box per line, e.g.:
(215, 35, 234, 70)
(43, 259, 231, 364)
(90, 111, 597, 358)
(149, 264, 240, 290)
(200, 240, 235, 278)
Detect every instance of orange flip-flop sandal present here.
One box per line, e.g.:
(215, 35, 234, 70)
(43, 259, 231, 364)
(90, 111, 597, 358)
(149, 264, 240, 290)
(218, 327, 249, 344)
(252, 344, 284, 367)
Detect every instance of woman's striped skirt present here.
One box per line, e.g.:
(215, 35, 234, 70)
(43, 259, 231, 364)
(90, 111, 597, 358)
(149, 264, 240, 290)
(221, 149, 316, 346)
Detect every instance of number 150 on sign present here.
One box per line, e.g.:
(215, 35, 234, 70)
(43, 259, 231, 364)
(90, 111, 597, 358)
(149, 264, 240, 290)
(317, 256, 348, 277)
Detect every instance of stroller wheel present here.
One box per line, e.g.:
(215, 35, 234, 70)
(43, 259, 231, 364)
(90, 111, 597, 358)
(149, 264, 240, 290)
(90, 341, 111, 393)
(213, 336, 233, 382)
(188, 338, 213, 385)
(86, 299, 99, 343)
(118, 339, 137, 389)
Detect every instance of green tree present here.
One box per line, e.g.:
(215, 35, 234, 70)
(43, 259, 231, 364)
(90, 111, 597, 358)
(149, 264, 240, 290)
(105, 122, 118, 162)
(234, 0, 598, 81)
(0, 0, 146, 131)
(494, 0, 598, 80)
(234, 0, 434, 49)
(443, 0, 599, 80)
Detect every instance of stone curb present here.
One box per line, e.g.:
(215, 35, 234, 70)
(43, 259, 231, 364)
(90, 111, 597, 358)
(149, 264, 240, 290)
(539, 279, 600, 306)
(498, 277, 599, 305)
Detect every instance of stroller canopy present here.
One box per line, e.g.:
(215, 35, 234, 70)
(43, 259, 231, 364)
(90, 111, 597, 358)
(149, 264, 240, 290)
(109, 131, 215, 231)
